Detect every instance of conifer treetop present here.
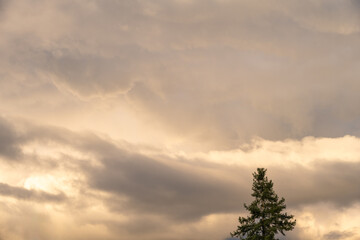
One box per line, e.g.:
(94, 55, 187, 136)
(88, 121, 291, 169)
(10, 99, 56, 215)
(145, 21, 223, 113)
(231, 168, 296, 240)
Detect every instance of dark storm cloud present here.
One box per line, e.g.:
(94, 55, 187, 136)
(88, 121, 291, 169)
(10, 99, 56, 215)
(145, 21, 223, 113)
(0, 182, 66, 202)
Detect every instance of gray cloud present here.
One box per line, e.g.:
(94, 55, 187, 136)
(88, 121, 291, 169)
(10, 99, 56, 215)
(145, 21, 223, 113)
(86, 152, 248, 221)
(86, 155, 360, 221)
(0, 182, 66, 203)
(1, 120, 360, 239)
(270, 162, 360, 208)
(3, 120, 360, 221)
(47, 46, 151, 97)
(323, 230, 355, 240)
(10, 122, 360, 220)
(0, 0, 8, 14)
(1, 0, 360, 148)
(0, 117, 22, 160)
(1, 1, 360, 238)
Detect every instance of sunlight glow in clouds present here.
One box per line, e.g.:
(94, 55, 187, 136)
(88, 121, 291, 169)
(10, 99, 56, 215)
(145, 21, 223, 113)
(1, 0, 360, 239)
(199, 135, 360, 167)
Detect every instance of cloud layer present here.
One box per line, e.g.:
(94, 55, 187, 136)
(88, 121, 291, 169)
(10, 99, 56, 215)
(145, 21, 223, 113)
(1, 0, 360, 239)
(0, 118, 360, 239)
(1, 0, 360, 149)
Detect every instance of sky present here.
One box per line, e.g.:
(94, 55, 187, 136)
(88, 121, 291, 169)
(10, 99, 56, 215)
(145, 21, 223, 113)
(1, 0, 360, 239)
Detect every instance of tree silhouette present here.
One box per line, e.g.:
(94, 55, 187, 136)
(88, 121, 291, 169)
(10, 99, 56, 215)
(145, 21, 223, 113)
(231, 168, 296, 240)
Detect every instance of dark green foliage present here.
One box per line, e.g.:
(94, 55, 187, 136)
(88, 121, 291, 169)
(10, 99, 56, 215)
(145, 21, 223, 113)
(231, 168, 296, 240)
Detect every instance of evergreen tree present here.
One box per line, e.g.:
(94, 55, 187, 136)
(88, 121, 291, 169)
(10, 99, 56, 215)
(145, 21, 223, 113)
(231, 168, 296, 240)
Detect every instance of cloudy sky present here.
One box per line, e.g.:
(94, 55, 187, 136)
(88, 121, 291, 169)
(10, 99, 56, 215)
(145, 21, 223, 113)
(1, 0, 360, 239)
